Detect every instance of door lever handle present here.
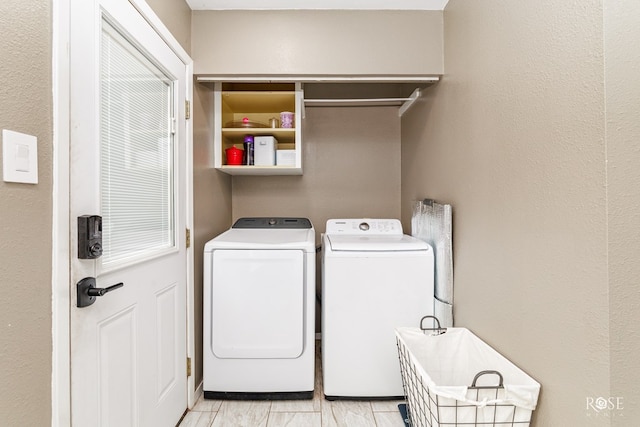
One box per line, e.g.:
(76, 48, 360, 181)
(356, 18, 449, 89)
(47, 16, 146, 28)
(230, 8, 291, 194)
(87, 282, 123, 297)
(77, 277, 124, 308)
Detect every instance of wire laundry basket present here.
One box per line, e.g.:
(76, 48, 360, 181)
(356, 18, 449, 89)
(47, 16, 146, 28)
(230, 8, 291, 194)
(396, 316, 540, 427)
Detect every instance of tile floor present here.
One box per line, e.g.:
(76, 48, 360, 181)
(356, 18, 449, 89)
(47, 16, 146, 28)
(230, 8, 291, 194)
(179, 341, 407, 427)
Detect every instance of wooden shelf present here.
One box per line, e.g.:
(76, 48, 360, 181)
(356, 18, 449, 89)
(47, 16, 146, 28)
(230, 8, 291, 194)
(221, 128, 295, 144)
(218, 165, 302, 176)
(214, 82, 303, 175)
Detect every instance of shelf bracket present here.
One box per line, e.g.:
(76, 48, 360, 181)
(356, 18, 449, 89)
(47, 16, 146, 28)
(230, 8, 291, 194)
(298, 82, 306, 119)
(398, 88, 422, 117)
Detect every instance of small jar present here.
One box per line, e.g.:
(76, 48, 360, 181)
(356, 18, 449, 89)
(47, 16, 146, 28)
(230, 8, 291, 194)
(280, 111, 294, 128)
(225, 146, 244, 165)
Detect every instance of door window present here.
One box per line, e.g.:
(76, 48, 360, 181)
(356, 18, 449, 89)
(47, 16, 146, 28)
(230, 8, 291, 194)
(100, 19, 175, 269)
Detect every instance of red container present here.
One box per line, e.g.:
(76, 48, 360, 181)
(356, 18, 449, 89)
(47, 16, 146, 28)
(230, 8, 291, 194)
(225, 146, 244, 165)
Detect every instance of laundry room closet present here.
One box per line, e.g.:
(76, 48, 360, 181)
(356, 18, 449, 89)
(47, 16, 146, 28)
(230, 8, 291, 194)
(191, 9, 444, 357)
(191, 10, 445, 236)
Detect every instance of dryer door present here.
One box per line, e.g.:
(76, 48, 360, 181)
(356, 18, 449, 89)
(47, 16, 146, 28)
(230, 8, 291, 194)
(211, 249, 304, 359)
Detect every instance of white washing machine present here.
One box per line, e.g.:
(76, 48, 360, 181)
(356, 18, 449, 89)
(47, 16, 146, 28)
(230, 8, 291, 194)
(203, 217, 316, 399)
(322, 218, 434, 399)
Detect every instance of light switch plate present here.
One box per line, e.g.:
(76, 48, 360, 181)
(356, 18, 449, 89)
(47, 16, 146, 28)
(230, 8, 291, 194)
(2, 129, 38, 184)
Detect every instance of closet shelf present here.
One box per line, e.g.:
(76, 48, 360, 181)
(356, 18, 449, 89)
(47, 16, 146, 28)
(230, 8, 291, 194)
(196, 75, 440, 83)
(198, 76, 439, 121)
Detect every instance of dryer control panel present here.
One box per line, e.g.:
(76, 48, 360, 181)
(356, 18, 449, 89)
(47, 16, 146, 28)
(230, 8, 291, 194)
(325, 219, 403, 235)
(233, 217, 312, 229)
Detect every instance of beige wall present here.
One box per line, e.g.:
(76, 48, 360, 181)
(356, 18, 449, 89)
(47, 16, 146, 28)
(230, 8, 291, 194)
(191, 10, 443, 76)
(0, 1, 53, 426)
(605, 1, 640, 425)
(401, 1, 611, 425)
(146, 0, 192, 54)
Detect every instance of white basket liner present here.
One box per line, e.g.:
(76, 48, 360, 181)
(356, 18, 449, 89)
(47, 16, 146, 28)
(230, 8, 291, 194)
(396, 327, 540, 411)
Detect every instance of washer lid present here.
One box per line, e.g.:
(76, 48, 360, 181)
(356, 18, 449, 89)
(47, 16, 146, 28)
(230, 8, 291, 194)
(205, 228, 315, 252)
(326, 234, 429, 252)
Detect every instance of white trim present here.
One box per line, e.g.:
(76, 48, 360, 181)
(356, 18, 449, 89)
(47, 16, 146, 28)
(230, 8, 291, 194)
(52, 0, 71, 425)
(186, 0, 449, 11)
(398, 88, 422, 117)
(52, 0, 196, 423)
(184, 60, 196, 409)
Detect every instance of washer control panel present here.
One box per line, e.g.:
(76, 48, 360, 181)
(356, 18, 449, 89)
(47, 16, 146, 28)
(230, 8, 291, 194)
(325, 219, 403, 235)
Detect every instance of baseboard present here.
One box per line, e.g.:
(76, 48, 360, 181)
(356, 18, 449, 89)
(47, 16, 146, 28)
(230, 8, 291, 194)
(192, 380, 203, 408)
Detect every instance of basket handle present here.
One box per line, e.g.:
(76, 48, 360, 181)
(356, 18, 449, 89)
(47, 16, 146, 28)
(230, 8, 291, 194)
(470, 370, 504, 389)
(419, 315, 447, 334)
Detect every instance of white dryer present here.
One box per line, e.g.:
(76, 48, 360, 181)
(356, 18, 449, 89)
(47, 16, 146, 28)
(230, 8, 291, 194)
(322, 218, 434, 399)
(203, 217, 315, 399)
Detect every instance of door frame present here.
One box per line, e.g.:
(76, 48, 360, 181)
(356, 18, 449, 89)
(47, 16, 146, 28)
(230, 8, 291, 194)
(52, 1, 195, 425)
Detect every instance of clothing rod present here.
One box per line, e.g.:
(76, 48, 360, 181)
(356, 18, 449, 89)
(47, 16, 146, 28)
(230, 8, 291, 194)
(304, 98, 410, 105)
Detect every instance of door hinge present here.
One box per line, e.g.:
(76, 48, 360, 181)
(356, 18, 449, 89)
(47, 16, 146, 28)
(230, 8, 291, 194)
(186, 228, 191, 249)
(187, 357, 192, 377)
(185, 100, 190, 120)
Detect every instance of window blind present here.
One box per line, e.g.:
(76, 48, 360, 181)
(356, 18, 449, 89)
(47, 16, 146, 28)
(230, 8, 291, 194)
(100, 20, 175, 268)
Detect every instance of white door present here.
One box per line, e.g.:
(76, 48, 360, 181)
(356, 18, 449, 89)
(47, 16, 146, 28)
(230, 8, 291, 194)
(69, 0, 188, 425)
